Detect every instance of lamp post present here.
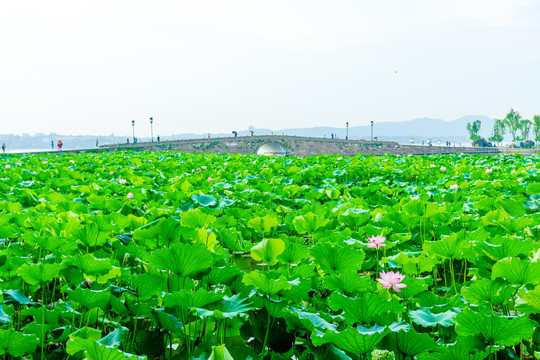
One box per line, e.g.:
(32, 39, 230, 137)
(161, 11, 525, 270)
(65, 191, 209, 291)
(132, 120, 135, 143)
(150, 117, 154, 142)
(346, 122, 349, 140)
(370, 121, 373, 141)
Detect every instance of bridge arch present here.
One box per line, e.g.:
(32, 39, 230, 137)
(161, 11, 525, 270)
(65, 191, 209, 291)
(256, 142, 287, 156)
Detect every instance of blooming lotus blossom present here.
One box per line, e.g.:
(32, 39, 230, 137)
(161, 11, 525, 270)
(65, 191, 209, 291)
(485, 168, 493, 174)
(43, 161, 48, 165)
(337, 157, 343, 160)
(224, 162, 228, 166)
(367, 235, 387, 249)
(376, 271, 407, 292)
(119, 179, 127, 184)
(449, 184, 459, 190)
(196, 167, 201, 171)
(201, 166, 207, 170)
(110, 171, 114, 175)
(440, 166, 446, 171)
(69, 160, 75, 164)
(5, 165, 10, 169)
(207, 177, 213, 181)
(429, 164, 436, 168)
(127, 192, 134, 199)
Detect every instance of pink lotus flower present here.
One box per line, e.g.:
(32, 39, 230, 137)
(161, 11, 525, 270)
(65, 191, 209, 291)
(224, 162, 228, 166)
(119, 179, 127, 184)
(367, 235, 387, 249)
(5, 165, 10, 169)
(429, 164, 436, 168)
(127, 192, 134, 199)
(69, 160, 75, 164)
(201, 166, 207, 170)
(485, 168, 493, 174)
(376, 271, 407, 292)
(196, 167, 201, 171)
(207, 177, 213, 181)
(449, 184, 459, 190)
(337, 157, 343, 160)
(42, 161, 48, 164)
(110, 171, 114, 175)
(440, 166, 446, 171)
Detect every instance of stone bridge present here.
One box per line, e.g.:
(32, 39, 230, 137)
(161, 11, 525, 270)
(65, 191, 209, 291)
(98, 135, 540, 156)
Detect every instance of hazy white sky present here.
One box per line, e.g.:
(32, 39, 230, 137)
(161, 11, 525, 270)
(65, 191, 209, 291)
(1, 0, 539, 136)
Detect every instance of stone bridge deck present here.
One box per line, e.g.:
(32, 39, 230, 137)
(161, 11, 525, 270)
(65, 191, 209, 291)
(97, 135, 540, 156)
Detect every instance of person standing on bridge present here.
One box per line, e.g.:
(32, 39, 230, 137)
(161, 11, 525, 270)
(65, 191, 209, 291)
(1, 143, 5, 153)
(157, 135, 160, 142)
(96, 139, 99, 147)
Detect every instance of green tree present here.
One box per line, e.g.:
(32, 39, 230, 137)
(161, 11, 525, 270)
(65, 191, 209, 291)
(503, 108, 522, 143)
(489, 118, 505, 146)
(466, 119, 482, 143)
(533, 115, 540, 145)
(519, 119, 532, 141)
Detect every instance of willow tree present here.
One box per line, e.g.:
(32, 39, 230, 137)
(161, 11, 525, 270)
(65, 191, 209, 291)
(533, 115, 540, 145)
(520, 119, 532, 141)
(504, 108, 522, 143)
(489, 119, 505, 146)
(466, 119, 481, 143)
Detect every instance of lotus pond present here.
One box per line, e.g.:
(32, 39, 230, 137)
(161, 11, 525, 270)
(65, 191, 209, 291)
(0, 151, 539, 360)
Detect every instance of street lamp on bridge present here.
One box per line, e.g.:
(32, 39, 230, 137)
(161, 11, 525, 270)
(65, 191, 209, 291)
(132, 120, 135, 143)
(150, 117, 154, 142)
(371, 121, 374, 141)
(346, 122, 349, 140)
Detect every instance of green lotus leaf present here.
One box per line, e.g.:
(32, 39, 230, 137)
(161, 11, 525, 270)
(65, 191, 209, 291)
(163, 289, 223, 310)
(322, 272, 373, 295)
(285, 307, 337, 332)
(293, 212, 329, 235)
(328, 292, 391, 326)
(202, 265, 241, 287)
(492, 257, 540, 286)
(66, 254, 113, 275)
(310, 243, 365, 274)
(516, 285, 540, 314)
(208, 344, 234, 360)
(97, 327, 130, 347)
(191, 194, 217, 207)
(0, 329, 39, 357)
(461, 278, 513, 306)
(242, 270, 292, 295)
(152, 243, 214, 278)
(181, 208, 216, 229)
(455, 310, 534, 346)
(71, 223, 107, 248)
(476, 237, 533, 261)
(131, 273, 165, 300)
(69, 338, 146, 360)
(69, 326, 102, 341)
(196, 294, 252, 319)
(0, 305, 10, 324)
(68, 288, 111, 310)
(387, 325, 438, 358)
(250, 238, 285, 266)
(409, 308, 456, 328)
(311, 324, 388, 355)
(417, 336, 487, 360)
(17, 262, 62, 285)
(247, 215, 279, 234)
(3, 289, 32, 305)
(424, 234, 468, 260)
(398, 275, 428, 299)
(278, 240, 310, 265)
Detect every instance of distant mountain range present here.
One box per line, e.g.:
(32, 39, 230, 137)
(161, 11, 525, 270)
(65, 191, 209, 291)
(0, 115, 498, 151)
